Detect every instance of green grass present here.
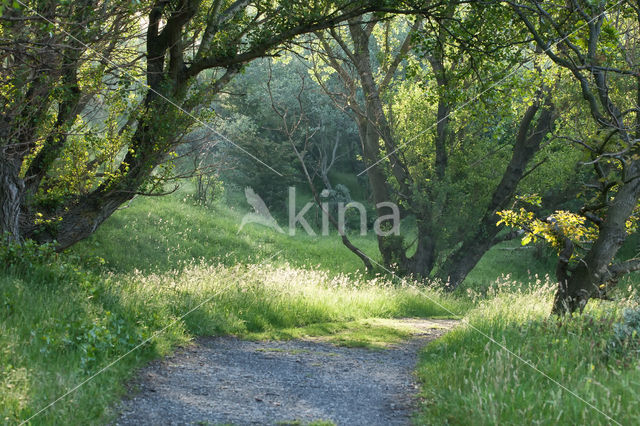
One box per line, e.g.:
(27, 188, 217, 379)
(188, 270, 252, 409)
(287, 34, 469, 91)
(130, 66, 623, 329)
(327, 170, 370, 201)
(3, 190, 640, 424)
(73, 191, 380, 276)
(247, 318, 445, 349)
(0, 193, 462, 425)
(415, 277, 640, 424)
(462, 240, 555, 293)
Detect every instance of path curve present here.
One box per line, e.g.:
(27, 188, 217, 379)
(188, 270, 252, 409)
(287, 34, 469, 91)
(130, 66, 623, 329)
(115, 319, 457, 426)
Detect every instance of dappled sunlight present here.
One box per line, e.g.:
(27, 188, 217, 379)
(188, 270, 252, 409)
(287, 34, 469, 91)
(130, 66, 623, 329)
(113, 260, 461, 338)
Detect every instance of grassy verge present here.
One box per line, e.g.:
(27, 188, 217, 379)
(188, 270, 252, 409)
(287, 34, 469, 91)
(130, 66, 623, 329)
(415, 277, 640, 424)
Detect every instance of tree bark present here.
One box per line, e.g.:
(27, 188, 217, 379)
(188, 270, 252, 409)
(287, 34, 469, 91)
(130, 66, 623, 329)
(348, 19, 412, 199)
(0, 150, 24, 243)
(437, 97, 556, 288)
(552, 164, 640, 314)
(406, 229, 437, 277)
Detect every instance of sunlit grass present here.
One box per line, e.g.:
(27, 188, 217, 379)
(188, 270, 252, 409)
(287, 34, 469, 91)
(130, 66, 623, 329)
(246, 318, 447, 349)
(110, 261, 463, 338)
(1, 228, 460, 424)
(74, 191, 380, 276)
(416, 276, 640, 425)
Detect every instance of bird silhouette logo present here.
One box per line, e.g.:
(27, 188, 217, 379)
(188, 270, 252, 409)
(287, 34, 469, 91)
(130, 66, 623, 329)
(238, 187, 284, 234)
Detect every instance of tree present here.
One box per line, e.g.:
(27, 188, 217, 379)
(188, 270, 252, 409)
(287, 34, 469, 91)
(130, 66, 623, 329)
(213, 56, 359, 211)
(264, 58, 374, 270)
(310, 14, 421, 268)
(0, 0, 140, 243)
(506, 0, 640, 314)
(309, 7, 571, 287)
(0, 0, 396, 249)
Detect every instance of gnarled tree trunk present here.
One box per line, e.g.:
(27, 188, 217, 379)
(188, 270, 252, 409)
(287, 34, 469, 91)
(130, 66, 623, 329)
(552, 166, 640, 314)
(437, 97, 556, 289)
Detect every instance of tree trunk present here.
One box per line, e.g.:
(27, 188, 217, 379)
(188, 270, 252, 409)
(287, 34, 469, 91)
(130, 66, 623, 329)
(436, 97, 555, 289)
(0, 151, 25, 243)
(440, 237, 495, 288)
(46, 192, 133, 250)
(320, 172, 333, 192)
(552, 274, 591, 315)
(26, 93, 171, 249)
(347, 21, 415, 269)
(356, 118, 403, 267)
(552, 166, 640, 314)
(356, 120, 391, 208)
(349, 20, 411, 199)
(406, 230, 437, 277)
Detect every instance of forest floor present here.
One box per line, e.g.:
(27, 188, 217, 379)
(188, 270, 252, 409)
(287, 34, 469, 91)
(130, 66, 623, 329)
(114, 319, 458, 426)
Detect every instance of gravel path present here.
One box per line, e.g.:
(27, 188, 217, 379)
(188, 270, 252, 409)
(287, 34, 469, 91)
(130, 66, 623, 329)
(115, 319, 457, 426)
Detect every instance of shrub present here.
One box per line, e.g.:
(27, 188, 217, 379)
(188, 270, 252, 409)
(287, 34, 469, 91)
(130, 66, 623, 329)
(608, 307, 640, 358)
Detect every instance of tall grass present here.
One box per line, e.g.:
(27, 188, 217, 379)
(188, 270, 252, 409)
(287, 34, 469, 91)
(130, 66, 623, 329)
(416, 275, 640, 424)
(0, 192, 461, 424)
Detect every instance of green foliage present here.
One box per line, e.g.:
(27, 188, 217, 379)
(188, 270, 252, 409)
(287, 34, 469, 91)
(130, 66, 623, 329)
(0, 236, 103, 284)
(215, 112, 298, 210)
(608, 307, 640, 360)
(497, 208, 598, 252)
(215, 56, 362, 210)
(0, 238, 56, 272)
(191, 172, 224, 207)
(384, 5, 580, 276)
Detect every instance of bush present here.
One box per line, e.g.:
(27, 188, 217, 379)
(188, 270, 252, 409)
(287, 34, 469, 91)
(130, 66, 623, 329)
(608, 307, 640, 358)
(0, 237, 57, 272)
(0, 237, 104, 286)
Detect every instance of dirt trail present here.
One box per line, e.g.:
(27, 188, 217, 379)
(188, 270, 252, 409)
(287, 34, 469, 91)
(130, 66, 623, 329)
(115, 319, 457, 426)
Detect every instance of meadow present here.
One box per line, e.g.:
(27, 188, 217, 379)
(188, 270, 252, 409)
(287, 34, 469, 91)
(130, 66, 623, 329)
(1, 191, 638, 424)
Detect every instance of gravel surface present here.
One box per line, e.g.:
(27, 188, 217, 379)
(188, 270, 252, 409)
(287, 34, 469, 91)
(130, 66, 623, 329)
(115, 319, 457, 426)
